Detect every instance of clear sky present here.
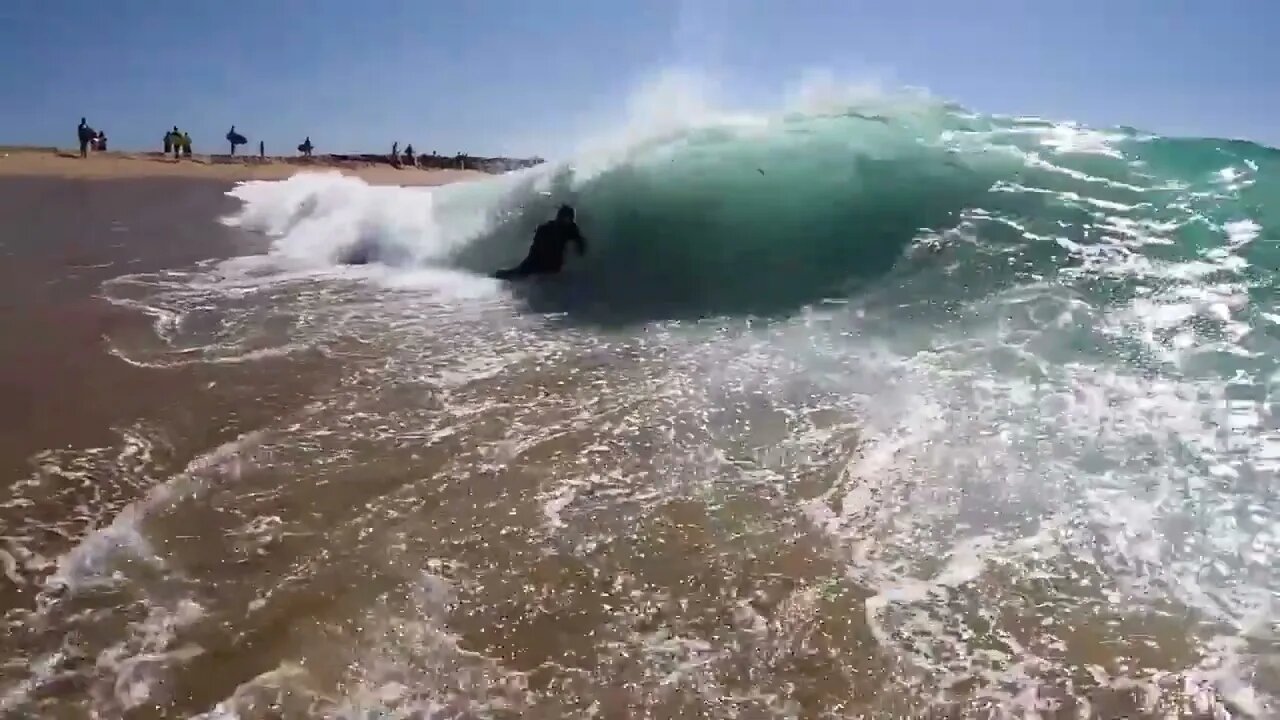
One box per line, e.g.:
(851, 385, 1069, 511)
(2, 0, 1278, 156)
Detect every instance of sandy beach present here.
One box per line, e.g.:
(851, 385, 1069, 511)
(0, 147, 489, 186)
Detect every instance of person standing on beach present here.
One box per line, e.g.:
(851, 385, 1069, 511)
(77, 118, 93, 158)
(181, 132, 192, 158)
(171, 127, 182, 159)
(163, 130, 173, 155)
(259, 140, 265, 158)
(404, 144, 416, 167)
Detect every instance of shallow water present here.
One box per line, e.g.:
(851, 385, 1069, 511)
(2, 91, 1279, 718)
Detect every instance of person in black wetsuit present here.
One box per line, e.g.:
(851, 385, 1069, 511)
(494, 205, 587, 280)
(77, 118, 93, 158)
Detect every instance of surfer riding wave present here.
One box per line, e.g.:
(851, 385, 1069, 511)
(494, 205, 587, 280)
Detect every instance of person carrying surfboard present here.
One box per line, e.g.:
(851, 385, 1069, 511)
(77, 118, 93, 158)
(226, 126, 247, 155)
(494, 205, 587, 280)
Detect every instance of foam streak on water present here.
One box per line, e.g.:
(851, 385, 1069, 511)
(4, 72, 1279, 718)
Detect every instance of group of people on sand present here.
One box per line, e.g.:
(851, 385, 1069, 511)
(161, 124, 302, 160)
(163, 127, 194, 158)
(390, 143, 458, 168)
(227, 126, 314, 159)
(75, 116, 466, 172)
(392, 142, 419, 167)
(76, 118, 107, 157)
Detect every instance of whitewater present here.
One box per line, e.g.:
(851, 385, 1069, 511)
(3, 73, 1278, 717)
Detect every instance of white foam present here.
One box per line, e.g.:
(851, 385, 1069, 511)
(1037, 122, 1128, 158)
(47, 430, 262, 593)
(360, 264, 504, 300)
(105, 340, 306, 369)
(224, 171, 506, 271)
(96, 599, 206, 711)
(779, 220, 1277, 707)
(1226, 219, 1261, 249)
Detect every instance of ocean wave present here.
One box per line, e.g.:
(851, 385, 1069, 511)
(221, 70, 1275, 329)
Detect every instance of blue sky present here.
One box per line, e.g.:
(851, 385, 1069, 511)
(2, 0, 1277, 156)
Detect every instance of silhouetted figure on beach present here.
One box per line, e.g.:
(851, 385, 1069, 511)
(390, 141, 399, 166)
(493, 205, 587, 280)
(170, 127, 182, 159)
(163, 130, 173, 155)
(77, 118, 93, 158)
(259, 140, 265, 158)
(226, 126, 247, 155)
(95, 132, 107, 152)
(403, 144, 415, 167)
(298, 136, 314, 157)
(181, 132, 192, 158)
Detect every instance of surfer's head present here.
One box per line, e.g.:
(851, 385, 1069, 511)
(556, 205, 575, 223)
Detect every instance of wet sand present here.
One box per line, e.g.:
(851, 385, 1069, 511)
(0, 178, 361, 718)
(0, 149, 487, 186)
(0, 177, 343, 598)
(0, 178, 259, 474)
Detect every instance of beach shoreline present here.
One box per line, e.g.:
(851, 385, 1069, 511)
(0, 147, 493, 186)
(0, 177, 276, 477)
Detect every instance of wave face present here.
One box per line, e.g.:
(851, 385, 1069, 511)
(224, 88, 1278, 326)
